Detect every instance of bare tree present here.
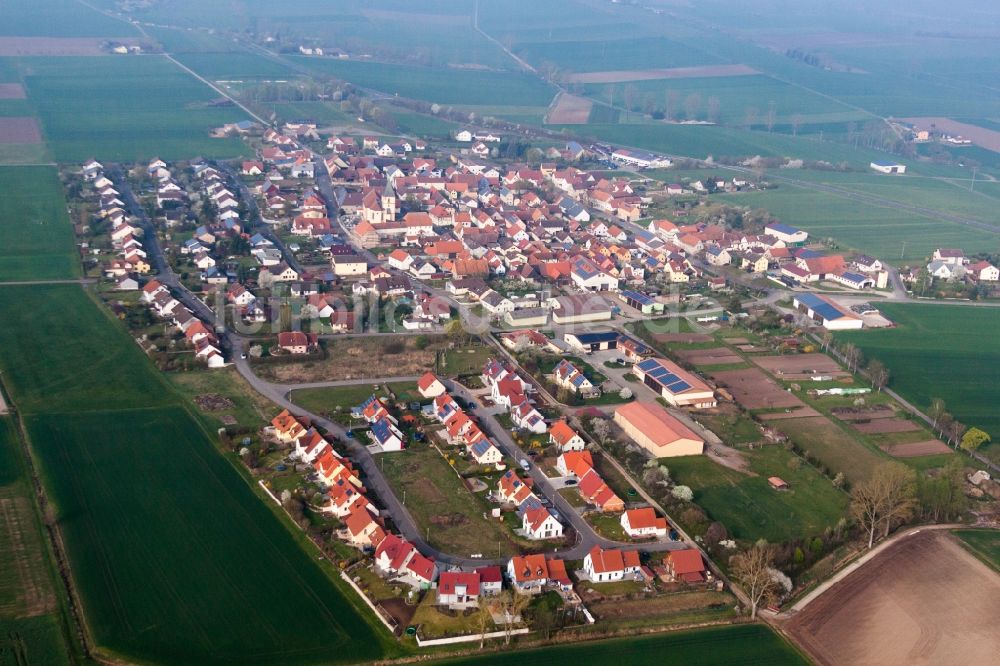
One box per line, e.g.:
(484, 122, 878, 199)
(851, 463, 917, 549)
(498, 589, 529, 645)
(791, 113, 803, 136)
(928, 398, 946, 430)
(947, 420, 967, 449)
(665, 89, 679, 121)
(743, 106, 759, 130)
(707, 96, 721, 123)
(731, 543, 778, 619)
(684, 93, 702, 120)
(841, 342, 862, 373)
(590, 417, 611, 445)
(867, 359, 889, 392)
(476, 596, 493, 649)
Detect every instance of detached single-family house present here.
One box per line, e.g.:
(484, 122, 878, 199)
(548, 420, 585, 452)
(436, 571, 481, 609)
(664, 549, 707, 583)
(620, 507, 668, 539)
(417, 371, 447, 399)
(522, 506, 563, 540)
(583, 546, 641, 583)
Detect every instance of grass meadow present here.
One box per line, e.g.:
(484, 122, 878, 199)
(953, 529, 1000, 571)
(19, 56, 250, 161)
(0, 283, 393, 663)
(667, 447, 848, 542)
(437, 623, 808, 665)
(0, 166, 79, 281)
(837, 303, 1000, 444)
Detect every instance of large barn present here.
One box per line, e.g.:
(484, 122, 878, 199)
(633, 357, 717, 408)
(793, 293, 863, 330)
(613, 402, 704, 458)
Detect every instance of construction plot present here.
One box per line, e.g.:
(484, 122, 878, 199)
(881, 440, 952, 457)
(852, 418, 921, 434)
(711, 368, 805, 410)
(752, 353, 848, 379)
(676, 347, 744, 367)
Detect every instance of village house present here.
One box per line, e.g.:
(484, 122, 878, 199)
(548, 420, 585, 452)
(583, 546, 642, 583)
(620, 507, 669, 539)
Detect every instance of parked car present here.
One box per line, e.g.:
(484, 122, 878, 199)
(519, 459, 531, 472)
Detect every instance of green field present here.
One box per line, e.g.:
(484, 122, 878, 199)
(19, 56, 249, 161)
(953, 529, 1000, 571)
(723, 186, 999, 262)
(27, 407, 385, 663)
(0, 284, 390, 664)
(582, 74, 868, 128)
(0, 416, 75, 665)
(175, 52, 298, 80)
(837, 303, 1000, 443)
(667, 447, 848, 542)
(437, 623, 807, 665)
(293, 57, 557, 107)
(514, 35, 724, 72)
(0, 0, 137, 37)
(0, 166, 79, 281)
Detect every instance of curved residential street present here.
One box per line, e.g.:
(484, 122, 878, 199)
(231, 344, 688, 567)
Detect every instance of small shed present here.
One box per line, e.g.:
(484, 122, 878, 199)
(768, 476, 790, 491)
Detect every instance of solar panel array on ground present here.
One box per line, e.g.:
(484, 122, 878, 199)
(637, 358, 692, 393)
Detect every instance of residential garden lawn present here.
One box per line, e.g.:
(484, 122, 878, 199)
(386, 381, 422, 403)
(837, 303, 1000, 446)
(292, 57, 557, 107)
(584, 512, 628, 541)
(0, 285, 394, 663)
(667, 446, 848, 542)
(379, 442, 524, 558)
(439, 344, 494, 377)
(952, 529, 1000, 571)
(410, 595, 485, 639)
(0, 166, 79, 281)
(20, 56, 250, 161)
(290, 383, 388, 418)
(436, 623, 808, 665)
